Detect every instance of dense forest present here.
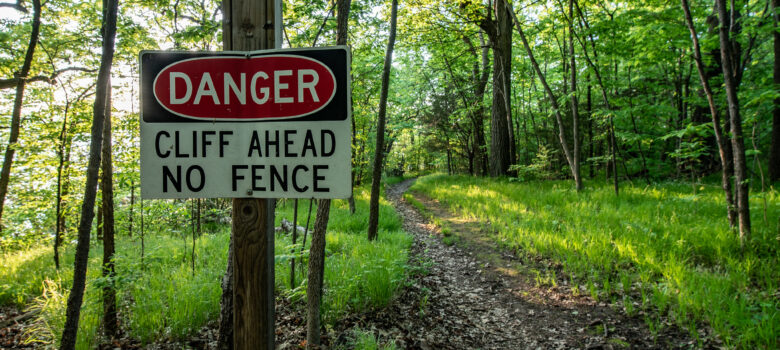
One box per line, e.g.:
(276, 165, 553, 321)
(0, 0, 778, 349)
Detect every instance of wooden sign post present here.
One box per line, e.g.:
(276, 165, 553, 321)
(223, 0, 278, 349)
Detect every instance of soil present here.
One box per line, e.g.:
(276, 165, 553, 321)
(0, 178, 718, 349)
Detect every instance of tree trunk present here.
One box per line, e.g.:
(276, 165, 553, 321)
(101, 80, 117, 339)
(769, 0, 780, 182)
(510, 6, 578, 186)
(306, 199, 330, 349)
(0, 0, 41, 233)
(681, 0, 737, 227)
(488, 0, 512, 176)
(217, 232, 234, 350)
(367, 0, 398, 241)
(569, 0, 582, 191)
(60, 0, 117, 347)
(715, 0, 751, 242)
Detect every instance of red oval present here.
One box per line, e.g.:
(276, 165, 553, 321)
(153, 55, 336, 121)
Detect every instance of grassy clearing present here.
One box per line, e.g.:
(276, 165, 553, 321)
(0, 187, 410, 348)
(410, 174, 779, 348)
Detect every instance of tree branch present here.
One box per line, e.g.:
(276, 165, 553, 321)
(0, 67, 95, 89)
(0, 0, 27, 13)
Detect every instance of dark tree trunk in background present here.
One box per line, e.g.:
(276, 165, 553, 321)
(769, 0, 780, 182)
(681, 0, 737, 227)
(100, 80, 117, 339)
(715, 0, 751, 243)
(217, 232, 234, 350)
(367, 0, 398, 241)
(0, 0, 41, 233)
(60, 0, 117, 347)
(482, 0, 512, 176)
(306, 199, 330, 349)
(569, 0, 582, 191)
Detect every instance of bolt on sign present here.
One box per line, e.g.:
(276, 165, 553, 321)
(139, 47, 352, 199)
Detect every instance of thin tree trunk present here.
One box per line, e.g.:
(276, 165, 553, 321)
(306, 1, 352, 346)
(367, 0, 398, 241)
(681, 0, 737, 226)
(509, 6, 579, 187)
(569, 0, 582, 191)
(129, 180, 134, 237)
(0, 0, 41, 233)
(290, 199, 298, 288)
(217, 232, 234, 350)
(339, 0, 356, 214)
(100, 80, 117, 339)
(306, 199, 330, 349)
(715, 0, 751, 242)
(60, 0, 117, 347)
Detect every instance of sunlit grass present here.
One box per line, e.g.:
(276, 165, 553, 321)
(0, 187, 411, 348)
(411, 174, 779, 348)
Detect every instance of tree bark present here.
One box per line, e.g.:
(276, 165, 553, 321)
(100, 79, 117, 339)
(681, 0, 737, 226)
(60, 0, 117, 347)
(569, 0, 582, 191)
(306, 199, 330, 349)
(217, 232, 234, 350)
(0, 0, 41, 233)
(715, 0, 751, 242)
(486, 0, 512, 176)
(367, 0, 398, 241)
(769, 0, 780, 182)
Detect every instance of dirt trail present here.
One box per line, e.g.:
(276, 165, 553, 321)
(357, 178, 700, 349)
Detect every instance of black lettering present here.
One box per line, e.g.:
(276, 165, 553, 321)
(284, 130, 297, 157)
(321, 129, 335, 156)
(313, 165, 329, 192)
(292, 165, 309, 192)
(162, 165, 181, 192)
(155, 131, 171, 158)
(174, 131, 188, 158)
(192, 130, 198, 157)
(186, 165, 205, 192)
(220, 131, 233, 157)
(301, 129, 317, 157)
(202, 130, 215, 157)
(251, 165, 266, 191)
(232, 165, 248, 191)
(265, 130, 279, 157)
(248, 130, 262, 157)
(270, 165, 288, 191)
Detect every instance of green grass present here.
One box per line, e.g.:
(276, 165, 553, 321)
(411, 174, 779, 349)
(344, 328, 398, 350)
(0, 187, 411, 348)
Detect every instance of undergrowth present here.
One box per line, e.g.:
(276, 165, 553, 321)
(0, 187, 410, 348)
(411, 174, 779, 348)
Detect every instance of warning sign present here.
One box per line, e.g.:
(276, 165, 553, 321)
(139, 47, 351, 199)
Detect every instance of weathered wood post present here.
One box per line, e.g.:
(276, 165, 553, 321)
(222, 0, 280, 348)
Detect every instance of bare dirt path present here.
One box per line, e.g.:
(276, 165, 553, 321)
(351, 178, 704, 349)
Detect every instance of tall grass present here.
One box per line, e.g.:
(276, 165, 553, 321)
(411, 174, 779, 348)
(0, 187, 411, 348)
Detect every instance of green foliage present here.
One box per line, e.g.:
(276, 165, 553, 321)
(0, 186, 410, 347)
(412, 174, 780, 348)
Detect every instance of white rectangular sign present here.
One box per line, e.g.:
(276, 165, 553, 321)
(139, 47, 351, 199)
